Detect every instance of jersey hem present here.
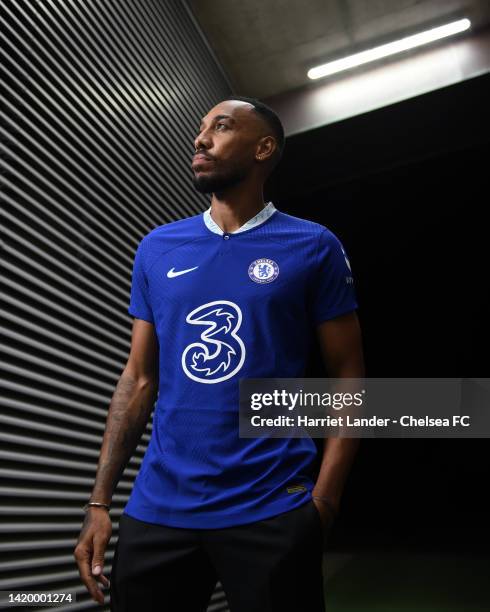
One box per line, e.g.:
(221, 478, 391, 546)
(122, 489, 314, 529)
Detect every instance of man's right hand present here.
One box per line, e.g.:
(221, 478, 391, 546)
(73, 319, 158, 603)
(74, 508, 112, 605)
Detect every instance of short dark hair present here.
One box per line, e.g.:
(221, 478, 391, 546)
(223, 95, 285, 170)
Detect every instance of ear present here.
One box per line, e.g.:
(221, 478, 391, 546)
(255, 136, 277, 163)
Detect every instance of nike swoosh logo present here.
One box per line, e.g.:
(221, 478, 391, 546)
(167, 266, 199, 278)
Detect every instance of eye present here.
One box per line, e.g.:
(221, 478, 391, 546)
(215, 123, 227, 130)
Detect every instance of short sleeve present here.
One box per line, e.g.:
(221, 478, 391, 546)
(128, 238, 154, 324)
(309, 229, 358, 325)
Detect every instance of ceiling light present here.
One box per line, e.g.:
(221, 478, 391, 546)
(307, 18, 471, 80)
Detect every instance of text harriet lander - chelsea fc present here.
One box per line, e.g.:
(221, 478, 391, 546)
(249, 415, 471, 427)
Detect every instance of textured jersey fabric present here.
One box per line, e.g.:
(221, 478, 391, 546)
(122, 202, 358, 528)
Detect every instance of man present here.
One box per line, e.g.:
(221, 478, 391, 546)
(74, 96, 365, 611)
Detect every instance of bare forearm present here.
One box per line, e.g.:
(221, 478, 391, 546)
(313, 338, 365, 509)
(312, 437, 360, 508)
(90, 370, 157, 504)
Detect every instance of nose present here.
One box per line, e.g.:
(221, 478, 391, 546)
(194, 127, 211, 152)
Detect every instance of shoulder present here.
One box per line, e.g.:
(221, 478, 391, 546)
(272, 210, 341, 247)
(274, 210, 324, 234)
(138, 213, 203, 253)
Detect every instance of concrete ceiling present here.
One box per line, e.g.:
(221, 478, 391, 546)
(189, 0, 490, 99)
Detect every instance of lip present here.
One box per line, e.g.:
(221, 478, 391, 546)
(192, 154, 214, 170)
(193, 153, 213, 163)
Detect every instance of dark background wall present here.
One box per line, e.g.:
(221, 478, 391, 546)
(267, 73, 490, 608)
(0, 1, 229, 610)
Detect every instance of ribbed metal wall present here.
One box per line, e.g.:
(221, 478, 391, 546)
(0, 1, 231, 610)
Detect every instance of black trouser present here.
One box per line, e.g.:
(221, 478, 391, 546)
(110, 499, 326, 612)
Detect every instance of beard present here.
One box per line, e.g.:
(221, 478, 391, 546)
(192, 164, 248, 195)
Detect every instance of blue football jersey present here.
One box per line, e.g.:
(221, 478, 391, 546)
(122, 202, 358, 528)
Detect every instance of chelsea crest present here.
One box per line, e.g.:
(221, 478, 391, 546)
(248, 258, 279, 284)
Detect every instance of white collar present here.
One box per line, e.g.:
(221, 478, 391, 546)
(203, 201, 277, 235)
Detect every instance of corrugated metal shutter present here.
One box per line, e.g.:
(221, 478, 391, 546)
(0, 1, 231, 610)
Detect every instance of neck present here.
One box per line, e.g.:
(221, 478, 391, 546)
(209, 182, 266, 233)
